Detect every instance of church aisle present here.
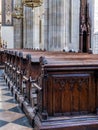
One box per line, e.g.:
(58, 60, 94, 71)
(0, 70, 33, 130)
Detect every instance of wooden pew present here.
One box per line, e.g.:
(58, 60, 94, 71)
(0, 49, 6, 68)
(15, 51, 29, 104)
(4, 49, 98, 130)
(4, 49, 21, 91)
(4, 50, 12, 87)
(16, 50, 46, 106)
(13, 50, 58, 107)
(33, 54, 98, 130)
(4, 49, 33, 95)
(12, 50, 45, 104)
(21, 53, 98, 130)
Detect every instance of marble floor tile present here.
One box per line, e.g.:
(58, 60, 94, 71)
(0, 111, 25, 122)
(0, 87, 8, 89)
(0, 120, 8, 127)
(0, 123, 33, 130)
(0, 70, 33, 129)
(0, 79, 5, 81)
(0, 90, 9, 95)
(8, 106, 24, 114)
(5, 99, 17, 104)
(0, 109, 5, 112)
(12, 116, 32, 128)
(3, 92, 13, 96)
(0, 85, 7, 88)
(0, 82, 7, 84)
(0, 102, 18, 110)
(0, 96, 13, 102)
(0, 87, 7, 89)
(0, 82, 6, 85)
(0, 86, 8, 90)
(0, 81, 4, 83)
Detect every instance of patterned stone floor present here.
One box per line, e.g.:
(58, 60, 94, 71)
(0, 70, 33, 130)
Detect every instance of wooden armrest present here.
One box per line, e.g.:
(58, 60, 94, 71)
(23, 76, 29, 81)
(17, 70, 21, 74)
(32, 83, 42, 91)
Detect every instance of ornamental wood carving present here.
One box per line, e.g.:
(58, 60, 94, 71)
(46, 73, 95, 116)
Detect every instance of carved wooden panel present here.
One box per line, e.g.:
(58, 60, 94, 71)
(46, 72, 95, 116)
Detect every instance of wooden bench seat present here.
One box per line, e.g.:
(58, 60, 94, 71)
(3, 49, 98, 130)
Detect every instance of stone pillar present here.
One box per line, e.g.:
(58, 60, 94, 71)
(44, 0, 80, 51)
(71, 0, 80, 52)
(44, 0, 49, 50)
(65, 0, 70, 51)
(88, 0, 98, 54)
(32, 7, 40, 49)
(23, 7, 33, 48)
(44, 0, 66, 51)
(39, 5, 44, 49)
(22, 0, 80, 51)
(14, 19, 23, 48)
(13, 0, 23, 48)
(23, 5, 44, 49)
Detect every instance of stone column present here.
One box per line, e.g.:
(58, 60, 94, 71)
(71, 0, 80, 52)
(44, 0, 80, 51)
(44, 0, 66, 51)
(23, 6, 28, 48)
(23, 6, 33, 48)
(22, 0, 80, 51)
(13, 0, 23, 48)
(33, 7, 40, 49)
(39, 4, 44, 50)
(23, 2, 44, 49)
(65, 0, 70, 51)
(14, 19, 23, 48)
(44, 0, 49, 50)
(88, 0, 98, 54)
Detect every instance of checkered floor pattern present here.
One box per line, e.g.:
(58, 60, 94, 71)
(0, 70, 33, 130)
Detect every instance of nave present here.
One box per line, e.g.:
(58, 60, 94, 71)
(0, 69, 32, 130)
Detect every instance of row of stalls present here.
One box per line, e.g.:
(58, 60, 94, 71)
(3, 49, 98, 130)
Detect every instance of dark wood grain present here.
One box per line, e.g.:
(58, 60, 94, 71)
(3, 49, 98, 130)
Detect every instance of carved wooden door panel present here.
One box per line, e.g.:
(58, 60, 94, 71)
(47, 72, 95, 116)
